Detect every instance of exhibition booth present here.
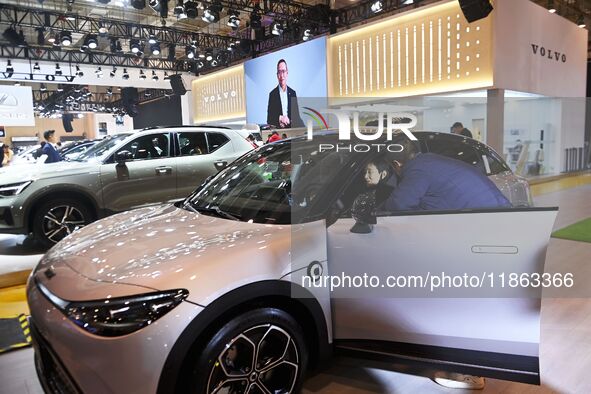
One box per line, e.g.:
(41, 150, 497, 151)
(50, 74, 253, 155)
(193, 0, 588, 177)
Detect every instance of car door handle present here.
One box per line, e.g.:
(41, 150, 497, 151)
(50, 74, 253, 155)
(214, 160, 228, 171)
(155, 166, 173, 175)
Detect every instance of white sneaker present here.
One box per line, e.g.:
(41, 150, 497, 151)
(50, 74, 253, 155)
(433, 372, 486, 390)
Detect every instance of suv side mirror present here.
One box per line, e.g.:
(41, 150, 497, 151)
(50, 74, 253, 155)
(116, 150, 133, 164)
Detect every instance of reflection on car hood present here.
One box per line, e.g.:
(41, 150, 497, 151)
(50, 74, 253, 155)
(0, 160, 98, 183)
(42, 205, 292, 300)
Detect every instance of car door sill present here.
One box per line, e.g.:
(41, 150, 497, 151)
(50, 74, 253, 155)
(334, 339, 540, 385)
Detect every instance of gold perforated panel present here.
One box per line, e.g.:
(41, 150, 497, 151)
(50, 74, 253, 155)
(327, 1, 493, 101)
(192, 65, 246, 123)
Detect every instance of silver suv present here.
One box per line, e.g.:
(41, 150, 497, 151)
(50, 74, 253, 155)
(0, 126, 253, 246)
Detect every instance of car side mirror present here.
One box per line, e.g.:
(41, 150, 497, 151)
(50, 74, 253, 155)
(116, 150, 133, 164)
(214, 160, 228, 171)
(350, 192, 377, 234)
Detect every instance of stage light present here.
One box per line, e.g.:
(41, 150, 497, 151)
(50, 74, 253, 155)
(131, 0, 146, 9)
(578, 15, 586, 28)
(164, 71, 169, 80)
(174, 0, 184, 15)
(85, 34, 98, 49)
(205, 50, 213, 61)
(152, 70, 159, 81)
(40, 83, 47, 91)
(107, 87, 113, 95)
(139, 69, 146, 80)
(227, 10, 240, 28)
(5, 60, 14, 74)
(57, 84, 64, 92)
(167, 43, 176, 60)
(47, 31, 56, 43)
(151, 43, 161, 55)
(303, 29, 312, 41)
(61, 31, 72, 46)
(122, 68, 130, 79)
(371, 1, 383, 13)
(76, 65, 84, 77)
(96, 66, 103, 78)
(110, 67, 117, 77)
(184, 1, 197, 18)
(272, 22, 283, 36)
(186, 45, 195, 59)
(148, 34, 158, 45)
(33, 61, 41, 72)
(55, 63, 62, 76)
(130, 39, 141, 53)
(548, 0, 556, 13)
(202, 2, 221, 23)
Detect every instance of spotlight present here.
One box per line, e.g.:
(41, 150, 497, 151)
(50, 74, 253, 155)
(130, 39, 141, 53)
(77, 113, 84, 118)
(164, 71, 169, 80)
(303, 29, 313, 41)
(402, 0, 414, 4)
(174, 0, 184, 15)
(37, 28, 45, 45)
(205, 50, 213, 61)
(47, 31, 56, 43)
(548, 0, 556, 13)
(139, 70, 146, 80)
(227, 42, 235, 51)
(40, 83, 47, 91)
(96, 66, 103, 78)
(110, 38, 123, 53)
(151, 43, 161, 55)
(202, 1, 221, 23)
(85, 34, 98, 49)
(76, 65, 84, 77)
(578, 15, 586, 28)
(184, 1, 198, 18)
(131, 0, 146, 9)
(107, 87, 113, 95)
(196, 59, 204, 69)
(32, 61, 41, 72)
(145, 90, 152, 97)
(55, 63, 62, 76)
(110, 67, 117, 77)
(249, 7, 261, 29)
(57, 84, 64, 92)
(14, 81, 21, 87)
(227, 10, 240, 28)
(186, 45, 195, 59)
(148, 34, 158, 45)
(61, 31, 72, 46)
(152, 70, 159, 81)
(272, 22, 283, 36)
(167, 43, 176, 60)
(122, 68, 130, 80)
(371, 1, 383, 13)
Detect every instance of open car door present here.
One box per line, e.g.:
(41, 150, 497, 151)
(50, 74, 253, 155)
(327, 207, 557, 384)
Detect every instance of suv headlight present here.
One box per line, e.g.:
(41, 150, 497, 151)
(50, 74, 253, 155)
(0, 181, 32, 197)
(38, 281, 188, 337)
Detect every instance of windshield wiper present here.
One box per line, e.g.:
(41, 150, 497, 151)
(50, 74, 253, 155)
(185, 203, 240, 221)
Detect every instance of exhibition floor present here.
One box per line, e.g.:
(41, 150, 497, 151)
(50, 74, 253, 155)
(1, 178, 590, 393)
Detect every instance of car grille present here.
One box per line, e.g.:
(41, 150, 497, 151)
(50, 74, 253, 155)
(30, 318, 81, 394)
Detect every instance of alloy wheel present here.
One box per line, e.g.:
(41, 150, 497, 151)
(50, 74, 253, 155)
(42, 205, 87, 243)
(206, 324, 300, 394)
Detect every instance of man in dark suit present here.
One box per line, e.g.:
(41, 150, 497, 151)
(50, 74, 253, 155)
(266, 59, 304, 129)
(451, 122, 474, 139)
(42, 130, 63, 163)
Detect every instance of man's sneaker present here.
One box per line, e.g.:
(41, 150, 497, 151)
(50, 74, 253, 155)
(433, 372, 486, 390)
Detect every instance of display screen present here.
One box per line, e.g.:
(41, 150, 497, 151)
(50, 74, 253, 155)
(244, 37, 327, 129)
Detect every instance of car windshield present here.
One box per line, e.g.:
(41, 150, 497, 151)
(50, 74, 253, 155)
(184, 141, 349, 224)
(74, 134, 130, 162)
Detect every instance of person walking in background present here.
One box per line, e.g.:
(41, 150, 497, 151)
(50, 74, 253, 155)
(267, 131, 282, 143)
(450, 122, 473, 139)
(2, 144, 13, 166)
(41, 130, 63, 163)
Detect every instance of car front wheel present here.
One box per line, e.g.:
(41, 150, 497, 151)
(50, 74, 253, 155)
(32, 198, 93, 247)
(192, 307, 309, 394)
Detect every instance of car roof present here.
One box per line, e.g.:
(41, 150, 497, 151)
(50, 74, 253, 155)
(139, 125, 231, 131)
(287, 130, 482, 146)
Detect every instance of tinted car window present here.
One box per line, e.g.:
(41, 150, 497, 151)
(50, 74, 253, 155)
(116, 133, 170, 160)
(207, 132, 229, 153)
(424, 135, 484, 172)
(179, 132, 208, 156)
(481, 146, 511, 174)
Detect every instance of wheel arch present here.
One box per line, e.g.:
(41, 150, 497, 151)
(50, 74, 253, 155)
(157, 280, 332, 394)
(26, 187, 99, 233)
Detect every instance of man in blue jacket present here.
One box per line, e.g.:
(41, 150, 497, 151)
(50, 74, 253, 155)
(382, 140, 510, 211)
(41, 130, 63, 164)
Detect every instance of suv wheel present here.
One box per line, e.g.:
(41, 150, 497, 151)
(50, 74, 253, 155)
(33, 198, 93, 247)
(192, 308, 308, 394)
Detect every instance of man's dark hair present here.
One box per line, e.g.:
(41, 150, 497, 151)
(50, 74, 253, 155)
(43, 129, 55, 141)
(452, 122, 463, 129)
(277, 59, 287, 70)
(367, 157, 392, 178)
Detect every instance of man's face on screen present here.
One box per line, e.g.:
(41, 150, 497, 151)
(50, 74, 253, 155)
(277, 61, 288, 90)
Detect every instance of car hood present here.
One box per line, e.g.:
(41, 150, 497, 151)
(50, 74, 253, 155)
(0, 160, 98, 183)
(39, 205, 293, 304)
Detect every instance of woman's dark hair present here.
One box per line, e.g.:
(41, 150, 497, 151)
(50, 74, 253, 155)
(366, 157, 392, 179)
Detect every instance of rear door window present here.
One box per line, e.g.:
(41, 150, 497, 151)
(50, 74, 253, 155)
(179, 132, 209, 156)
(207, 132, 229, 153)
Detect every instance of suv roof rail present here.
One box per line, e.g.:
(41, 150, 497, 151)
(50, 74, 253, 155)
(140, 125, 231, 131)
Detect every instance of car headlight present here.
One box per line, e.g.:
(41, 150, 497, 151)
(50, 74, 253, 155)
(0, 181, 32, 197)
(37, 281, 188, 337)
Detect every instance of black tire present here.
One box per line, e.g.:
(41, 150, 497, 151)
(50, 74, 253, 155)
(32, 198, 93, 247)
(191, 308, 309, 394)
